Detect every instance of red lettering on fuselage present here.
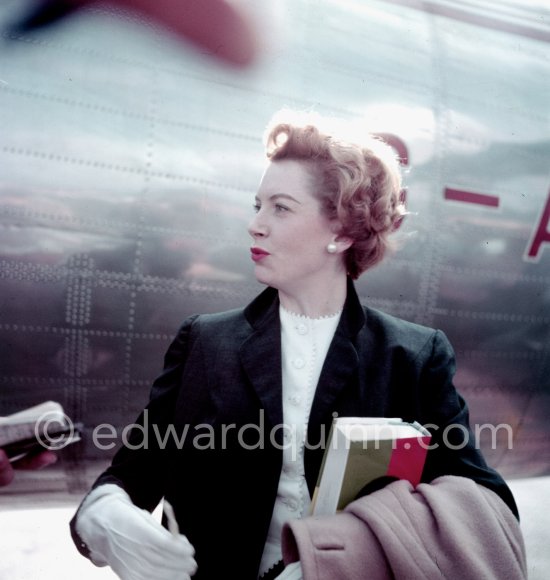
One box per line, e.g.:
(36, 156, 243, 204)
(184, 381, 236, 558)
(372, 134, 548, 262)
(374, 133, 409, 166)
(444, 187, 500, 208)
(525, 189, 550, 262)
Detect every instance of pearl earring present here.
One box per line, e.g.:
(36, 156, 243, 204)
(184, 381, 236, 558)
(327, 242, 337, 254)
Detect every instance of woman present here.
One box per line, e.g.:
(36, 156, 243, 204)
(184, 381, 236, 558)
(70, 112, 520, 580)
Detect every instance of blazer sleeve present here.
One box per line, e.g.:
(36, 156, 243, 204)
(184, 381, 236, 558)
(418, 329, 519, 519)
(70, 314, 200, 558)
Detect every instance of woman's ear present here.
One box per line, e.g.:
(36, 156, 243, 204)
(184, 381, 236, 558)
(334, 235, 354, 253)
(328, 220, 353, 253)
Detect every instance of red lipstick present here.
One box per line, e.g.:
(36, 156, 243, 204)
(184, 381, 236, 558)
(250, 247, 270, 262)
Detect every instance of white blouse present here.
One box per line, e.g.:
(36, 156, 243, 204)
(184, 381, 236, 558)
(259, 305, 342, 578)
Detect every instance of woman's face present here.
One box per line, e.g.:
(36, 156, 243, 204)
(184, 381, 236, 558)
(248, 159, 340, 293)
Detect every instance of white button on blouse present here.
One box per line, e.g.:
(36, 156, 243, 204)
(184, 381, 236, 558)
(292, 357, 305, 369)
(296, 323, 308, 335)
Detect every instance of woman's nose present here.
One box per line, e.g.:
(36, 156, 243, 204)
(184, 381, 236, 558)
(247, 211, 268, 238)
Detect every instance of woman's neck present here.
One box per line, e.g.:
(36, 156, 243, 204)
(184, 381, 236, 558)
(277, 274, 348, 319)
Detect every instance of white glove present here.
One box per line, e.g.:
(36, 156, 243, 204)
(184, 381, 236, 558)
(75, 484, 197, 580)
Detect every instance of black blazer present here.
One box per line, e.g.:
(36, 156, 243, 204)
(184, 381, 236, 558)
(71, 280, 518, 579)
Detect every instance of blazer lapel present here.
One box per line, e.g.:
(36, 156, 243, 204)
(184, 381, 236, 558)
(239, 287, 284, 431)
(308, 332, 360, 430)
(308, 279, 368, 434)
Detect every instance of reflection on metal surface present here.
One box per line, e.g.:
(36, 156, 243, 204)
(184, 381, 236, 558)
(0, 0, 549, 500)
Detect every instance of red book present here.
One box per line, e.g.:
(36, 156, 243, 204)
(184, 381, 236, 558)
(310, 417, 431, 516)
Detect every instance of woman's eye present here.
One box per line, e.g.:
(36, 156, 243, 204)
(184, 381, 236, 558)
(275, 204, 289, 213)
(253, 203, 261, 213)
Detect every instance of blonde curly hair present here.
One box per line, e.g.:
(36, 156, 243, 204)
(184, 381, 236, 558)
(264, 112, 405, 279)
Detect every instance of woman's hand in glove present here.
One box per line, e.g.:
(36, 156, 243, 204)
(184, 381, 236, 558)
(75, 484, 197, 580)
